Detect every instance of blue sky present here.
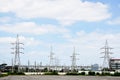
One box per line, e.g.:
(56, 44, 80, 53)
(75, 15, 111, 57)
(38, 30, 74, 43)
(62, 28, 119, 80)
(0, 0, 120, 66)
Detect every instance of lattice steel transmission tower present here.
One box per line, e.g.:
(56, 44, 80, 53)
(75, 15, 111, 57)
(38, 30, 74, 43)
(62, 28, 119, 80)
(71, 47, 79, 71)
(11, 35, 24, 72)
(100, 40, 113, 69)
(49, 46, 54, 66)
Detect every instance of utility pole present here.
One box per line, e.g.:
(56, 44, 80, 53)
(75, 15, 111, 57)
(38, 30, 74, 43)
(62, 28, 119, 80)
(71, 47, 79, 72)
(100, 40, 113, 69)
(11, 34, 24, 72)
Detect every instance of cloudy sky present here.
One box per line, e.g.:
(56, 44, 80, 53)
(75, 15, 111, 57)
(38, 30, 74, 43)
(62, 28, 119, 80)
(0, 0, 120, 66)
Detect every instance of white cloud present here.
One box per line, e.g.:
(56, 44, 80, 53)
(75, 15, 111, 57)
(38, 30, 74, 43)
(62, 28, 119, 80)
(60, 31, 120, 65)
(18, 36, 42, 47)
(0, 22, 68, 35)
(0, 36, 41, 47)
(0, 37, 15, 43)
(1, 31, 120, 65)
(34, 31, 120, 65)
(0, 17, 11, 23)
(107, 17, 120, 25)
(0, 0, 111, 25)
(68, 31, 120, 47)
(0, 36, 43, 65)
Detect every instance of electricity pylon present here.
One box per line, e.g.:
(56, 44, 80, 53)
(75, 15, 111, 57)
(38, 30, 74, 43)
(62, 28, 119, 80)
(100, 40, 113, 69)
(11, 34, 24, 72)
(48, 46, 55, 71)
(71, 47, 79, 72)
(49, 46, 54, 66)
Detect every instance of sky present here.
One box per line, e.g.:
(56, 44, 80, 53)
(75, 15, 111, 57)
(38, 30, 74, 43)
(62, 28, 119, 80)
(0, 0, 120, 66)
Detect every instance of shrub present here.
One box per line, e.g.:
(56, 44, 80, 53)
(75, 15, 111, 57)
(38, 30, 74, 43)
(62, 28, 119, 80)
(52, 70, 58, 75)
(88, 71, 95, 76)
(66, 72, 79, 75)
(0, 74, 8, 77)
(8, 72, 25, 75)
(44, 71, 58, 75)
(80, 72, 85, 75)
(101, 72, 110, 76)
(17, 72, 25, 75)
(44, 72, 52, 75)
(43, 68, 48, 72)
(113, 72, 120, 76)
(96, 72, 100, 76)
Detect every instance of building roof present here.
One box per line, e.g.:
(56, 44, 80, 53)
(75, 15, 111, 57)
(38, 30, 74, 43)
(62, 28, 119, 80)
(110, 59, 120, 61)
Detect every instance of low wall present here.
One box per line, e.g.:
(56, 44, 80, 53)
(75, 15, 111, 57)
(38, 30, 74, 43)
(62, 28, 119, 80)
(24, 72, 67, 75)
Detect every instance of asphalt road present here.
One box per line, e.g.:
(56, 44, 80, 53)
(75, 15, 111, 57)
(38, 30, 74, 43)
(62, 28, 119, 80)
(0, 75, 120, 80)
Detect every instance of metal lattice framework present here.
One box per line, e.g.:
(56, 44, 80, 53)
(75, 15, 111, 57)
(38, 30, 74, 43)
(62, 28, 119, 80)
(48, 46, 55, 71)
(71, 47, 79, 71)
(100, 40, 113, 69)
(11, 34, 24, 72)
(49, 46, 54, 66)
